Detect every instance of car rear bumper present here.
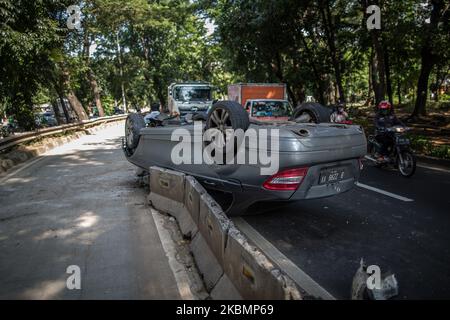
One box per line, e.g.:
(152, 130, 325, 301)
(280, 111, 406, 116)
(290, 158, 360, 200)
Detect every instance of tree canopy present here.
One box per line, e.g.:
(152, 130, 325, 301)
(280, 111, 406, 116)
(0, 0, 448, 128)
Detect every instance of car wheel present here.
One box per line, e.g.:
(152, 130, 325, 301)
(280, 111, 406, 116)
(206, 100, 250, 132)
(205, 101, 250, 162)
(125, 113, 145, 155)
(293, 102, 331, 123)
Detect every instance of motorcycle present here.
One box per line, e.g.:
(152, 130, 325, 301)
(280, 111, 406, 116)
(366, 126, 417, 178)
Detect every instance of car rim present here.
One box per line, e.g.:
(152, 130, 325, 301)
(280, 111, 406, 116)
(208, 108, 232, 132)
(296, 112, 314, 123)
(126, 120, 134, 147)
(207, 107, 238, 157)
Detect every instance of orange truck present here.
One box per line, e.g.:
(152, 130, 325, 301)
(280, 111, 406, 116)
(227, 83, 292, 121)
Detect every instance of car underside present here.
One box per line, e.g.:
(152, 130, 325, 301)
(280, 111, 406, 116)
(124, 101, 367, 216)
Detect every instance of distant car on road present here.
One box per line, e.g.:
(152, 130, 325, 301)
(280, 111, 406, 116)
(113, 107, 125, 115)
(35, 112, 58, 127)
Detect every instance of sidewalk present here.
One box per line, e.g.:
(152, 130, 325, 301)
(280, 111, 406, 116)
(0, 124, 181, 299)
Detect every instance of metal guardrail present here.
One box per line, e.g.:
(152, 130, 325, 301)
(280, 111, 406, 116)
(0, 115, 127, 152)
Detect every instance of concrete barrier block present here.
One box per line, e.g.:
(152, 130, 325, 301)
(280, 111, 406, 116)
(190, 232, 223, 292)
(210, 273, 242, 300)
(148, 167, 197, 238)
(223, 227, 292, 300)
(198, 193, 232, 265)
(149, 192, 197, 238)
(149, 167, 185, 203)
(184, 176, 207, 226)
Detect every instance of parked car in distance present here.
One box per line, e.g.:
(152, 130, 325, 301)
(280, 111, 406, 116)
(35, 112, 58, 127)
(113, 107, 125, 115)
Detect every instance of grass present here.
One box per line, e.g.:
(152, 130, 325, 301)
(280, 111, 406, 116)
(408, 135, 450, 160)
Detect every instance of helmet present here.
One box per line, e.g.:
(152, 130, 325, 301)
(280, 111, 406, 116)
(378, 101, 392, 110)
(378, 101, 391, 116)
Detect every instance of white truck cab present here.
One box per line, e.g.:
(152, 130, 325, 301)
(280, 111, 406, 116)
(168, 82, 214, 116)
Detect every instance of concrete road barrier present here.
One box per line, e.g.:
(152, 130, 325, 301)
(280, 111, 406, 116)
(148, 167, 197, 238)
(184, 176, 207, 226)
(198, 193, 232, 266)
(224, 227, 301, 300)
(190, 232, 224, 292)
(147, 166, 303, 300)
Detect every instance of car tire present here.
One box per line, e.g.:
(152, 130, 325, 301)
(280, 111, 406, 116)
(293, 102, 332, 123)
(125, 113, 145, 155)
(205, 101, 250, 162)
(206, 100, 250, 132)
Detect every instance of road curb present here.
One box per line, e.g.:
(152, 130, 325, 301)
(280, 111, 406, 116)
(147, 166, 303, 300)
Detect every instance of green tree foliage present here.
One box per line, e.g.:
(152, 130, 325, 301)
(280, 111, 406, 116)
(0, 0, 449, 129)
(0, 0, 69, 129)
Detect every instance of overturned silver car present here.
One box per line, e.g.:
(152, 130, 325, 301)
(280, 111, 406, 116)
(124, 101, 367, 216)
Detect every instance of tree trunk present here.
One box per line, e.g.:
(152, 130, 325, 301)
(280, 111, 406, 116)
(67, 91, 88, 121)
(51, 75, 71, 124)
(412, 0, 444, 117)
(116, 32, 127, 112)
(319, 0, 346, 103)
(367, 59, 373, 105)
(60, 67, 89, 121)
(370, 43, 386, 105)
(88, 71, 105, 117)
(414, 56, 434, 117)
(364, 0, 386, 105)
(83, 33, 105, 117)
(384, 47, 393, 106)
(152, 75, 166, 110)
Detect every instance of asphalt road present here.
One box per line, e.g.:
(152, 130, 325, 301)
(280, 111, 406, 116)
(0, 124, 181, 299)
(242, 161, 450, 299)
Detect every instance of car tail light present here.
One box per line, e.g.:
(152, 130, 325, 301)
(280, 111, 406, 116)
(263, 167, 309, 191)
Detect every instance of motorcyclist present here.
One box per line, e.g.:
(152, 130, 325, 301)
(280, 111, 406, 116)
(330, 102, 349, 123)
(374, 100, 403, 161)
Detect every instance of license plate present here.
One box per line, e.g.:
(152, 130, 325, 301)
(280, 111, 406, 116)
(319, 167, 346, 185)
(396, 137, 409, 145)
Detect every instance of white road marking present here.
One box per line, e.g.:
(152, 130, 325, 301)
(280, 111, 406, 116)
(0, 156, 45, 184)
(150, 208, 195, 300)
(233, 217, 336, 300)
(356, 182, 414, 202)
(417, 164, 450, 174)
